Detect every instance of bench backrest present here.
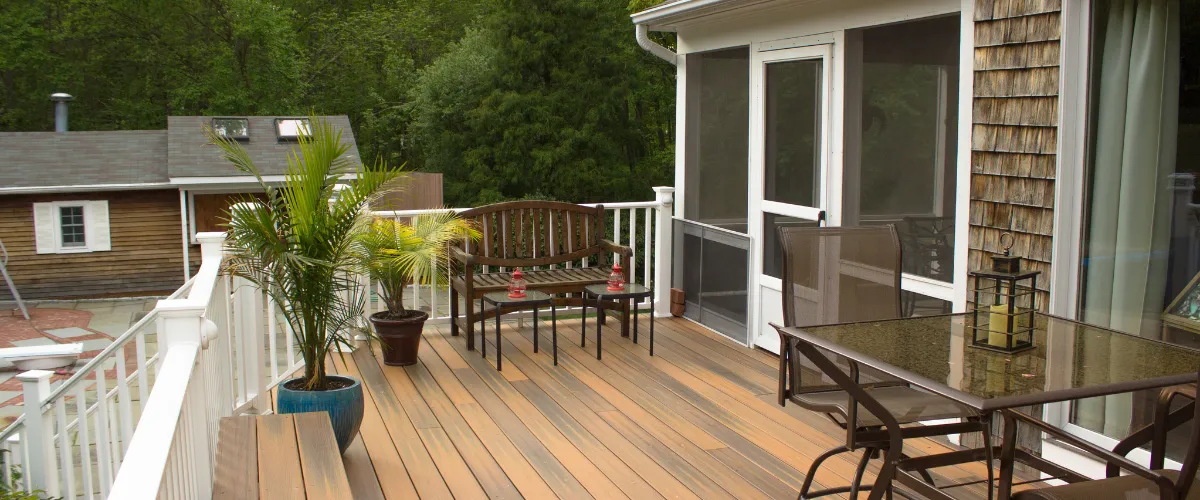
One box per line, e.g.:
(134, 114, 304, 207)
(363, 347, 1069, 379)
(458, 201, 607, 268)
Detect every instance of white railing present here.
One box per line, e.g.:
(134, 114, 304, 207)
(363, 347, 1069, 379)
(369, 187, 676, 319)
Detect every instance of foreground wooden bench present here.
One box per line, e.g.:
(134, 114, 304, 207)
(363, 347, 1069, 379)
(213, 412, 352, 500)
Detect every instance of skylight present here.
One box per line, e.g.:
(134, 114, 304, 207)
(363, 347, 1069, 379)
(211, 118, 249, 141)
(275, 118, 311, 141)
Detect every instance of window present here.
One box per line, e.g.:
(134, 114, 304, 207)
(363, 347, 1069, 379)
(275, 118, 311, 141)
(842, 16, 961, 283)
(33, 201, 111, 254)
(684, 47, 750, 233)
(59, 206, 86, 248)
(1071, 0, 1199, 461)
(211, 118, 249, 141)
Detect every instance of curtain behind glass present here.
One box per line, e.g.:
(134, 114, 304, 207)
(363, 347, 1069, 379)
(1078, 0, 1180, 436)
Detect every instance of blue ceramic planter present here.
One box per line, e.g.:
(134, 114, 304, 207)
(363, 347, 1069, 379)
(276, 375, 364, 453)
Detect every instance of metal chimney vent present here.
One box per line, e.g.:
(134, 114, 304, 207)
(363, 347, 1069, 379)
(50, 93, 73, 132)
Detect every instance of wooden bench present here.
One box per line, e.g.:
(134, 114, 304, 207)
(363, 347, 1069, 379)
(213, 412, 352, 500)
(450, 201, 632, 341)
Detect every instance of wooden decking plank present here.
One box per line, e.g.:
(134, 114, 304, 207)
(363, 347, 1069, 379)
(213, 415, 258, 500)
(423, 332, 593, 499)
(490, 323, 776, 500)
(414, 426, 491, 500)
(350, 347, 455, 500)
(342, 437, 385, 500)
(256, 414, 305, 500)
(508, 378, 666, 500)
(426, 331, 628, 499)
(403, 355, 530, 500)
(468, 325, 711, 500)
(651, 319, 779, 387)
(369, 347, 441, 429)
(293, 412, 354, 500)
(332, 347, 421, 500)
(708, 447, 797, 499)
(573, 322, 819, 491)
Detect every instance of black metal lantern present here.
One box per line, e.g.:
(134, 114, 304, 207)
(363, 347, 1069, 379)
(969, 233, 1039, 353)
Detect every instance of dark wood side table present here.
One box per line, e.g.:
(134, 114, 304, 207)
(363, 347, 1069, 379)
(581, 283, 654, 360)
(479, 290, 556, 371)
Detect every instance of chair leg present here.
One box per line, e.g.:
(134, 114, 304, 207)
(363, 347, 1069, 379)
(800, 445, 850, 499)
(981, 417, 995, 500)
(849, 447, 873, 500)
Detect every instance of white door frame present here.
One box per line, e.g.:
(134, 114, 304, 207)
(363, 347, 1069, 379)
(749, 40, 838, 351)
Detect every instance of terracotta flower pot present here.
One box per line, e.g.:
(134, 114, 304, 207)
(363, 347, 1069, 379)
(370, 310, 429, 366)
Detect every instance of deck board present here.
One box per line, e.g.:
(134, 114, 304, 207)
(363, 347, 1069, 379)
(334, 316, 1025, 499)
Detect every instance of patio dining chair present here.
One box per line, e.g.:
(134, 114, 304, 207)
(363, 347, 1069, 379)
(773, 225, 994, 500)
(1012, 381, 1199, 500)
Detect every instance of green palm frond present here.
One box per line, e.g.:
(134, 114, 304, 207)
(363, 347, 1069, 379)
(354, 211, 480, 316)
(206, 116, 403, 391)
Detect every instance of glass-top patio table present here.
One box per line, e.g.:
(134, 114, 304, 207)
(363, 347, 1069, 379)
(777, 312, 1200, 498)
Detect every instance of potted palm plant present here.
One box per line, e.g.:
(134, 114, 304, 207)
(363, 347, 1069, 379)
(355, 213, 479, 365)
(207, 117, 401, 453)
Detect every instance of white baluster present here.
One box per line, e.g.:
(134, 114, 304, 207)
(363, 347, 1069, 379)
(643, 207, 652, 302)
(54, 401, 75, 499)
(74, 385, 94, 500)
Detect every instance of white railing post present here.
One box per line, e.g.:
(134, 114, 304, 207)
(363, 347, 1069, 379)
(652, 187, 675, 317)
(233, 275, 266, 412)
(16, 370, 56, 497)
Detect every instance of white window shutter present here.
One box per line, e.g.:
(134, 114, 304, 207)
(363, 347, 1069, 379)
(85, 200, 111, 251)
(32, 203, 56, 254)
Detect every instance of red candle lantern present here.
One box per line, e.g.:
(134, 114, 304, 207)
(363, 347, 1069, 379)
(607, 263, 626, 291)
(507, 268, 527, 299)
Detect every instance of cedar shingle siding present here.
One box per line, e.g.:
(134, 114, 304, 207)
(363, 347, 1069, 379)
(971, 0, 1062, 309)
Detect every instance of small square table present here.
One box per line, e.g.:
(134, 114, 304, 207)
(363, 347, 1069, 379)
(479, 290, 556, 371)
(581, 283, 654, 360)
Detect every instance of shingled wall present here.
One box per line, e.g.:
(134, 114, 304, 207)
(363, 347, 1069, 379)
(970, 0, 1062, 309)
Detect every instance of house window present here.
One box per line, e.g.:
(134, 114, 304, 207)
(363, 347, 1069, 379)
(275, 118, 311, 141)
(211, 118, 249, 141)
(1070, 0, 1198, 461)
(32, 200, 111, 254)
(59, 206, 86, 248)
(842, 16, 961, 283)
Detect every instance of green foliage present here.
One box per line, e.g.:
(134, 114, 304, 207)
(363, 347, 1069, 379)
(212, 117, 402, 390)
(408, 0, 675, 206)
(354, 213, 480, 317)
(0, 0, 675, 206)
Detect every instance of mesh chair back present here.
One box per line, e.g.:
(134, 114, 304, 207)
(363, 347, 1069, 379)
(778, 225, 904, 400)
(779, 225, 902, 328)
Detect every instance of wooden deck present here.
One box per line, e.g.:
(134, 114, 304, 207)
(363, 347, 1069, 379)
(308, 315, 1014, 499)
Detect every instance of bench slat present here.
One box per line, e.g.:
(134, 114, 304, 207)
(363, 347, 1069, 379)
(213, 416, 258, 500)
(294, 412, 354, 500)
(258, 414, 305, 500)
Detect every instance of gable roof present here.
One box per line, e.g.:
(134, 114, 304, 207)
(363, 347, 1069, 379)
(0, 131, 169, 190)
(0, 115, 360, 193)
(167, 115, 361, 178)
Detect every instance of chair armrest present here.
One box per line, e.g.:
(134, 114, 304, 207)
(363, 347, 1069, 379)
(1003, 409, 1165, 486)
(1108, 384, 1197, 476)
(599, 239, 633, 258)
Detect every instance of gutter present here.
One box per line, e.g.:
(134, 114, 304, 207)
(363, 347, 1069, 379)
(0, 182, 174, 195)
(635, 24, 678, 66)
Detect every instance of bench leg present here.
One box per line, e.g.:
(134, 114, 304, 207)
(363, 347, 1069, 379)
(621, 300, 631, 338)
(465, 296, 476, 351)
(450, 287, 460, 336)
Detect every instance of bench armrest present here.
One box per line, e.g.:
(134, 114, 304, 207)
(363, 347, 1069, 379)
(450, 246, 475, 267)
(599, 239, 633, 258)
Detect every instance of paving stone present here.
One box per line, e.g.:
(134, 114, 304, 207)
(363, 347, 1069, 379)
(0, 392, 18, 403)
(80, 338, 113, 352)
(0, 372, 14, 385)
(44, 327, 95, 339)
(9, 337, 56, 348)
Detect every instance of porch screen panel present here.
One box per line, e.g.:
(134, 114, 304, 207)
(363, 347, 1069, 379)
(843, 16, 961, 283)
(763, 60, 822, 208)
(684, 47, 749, 233)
